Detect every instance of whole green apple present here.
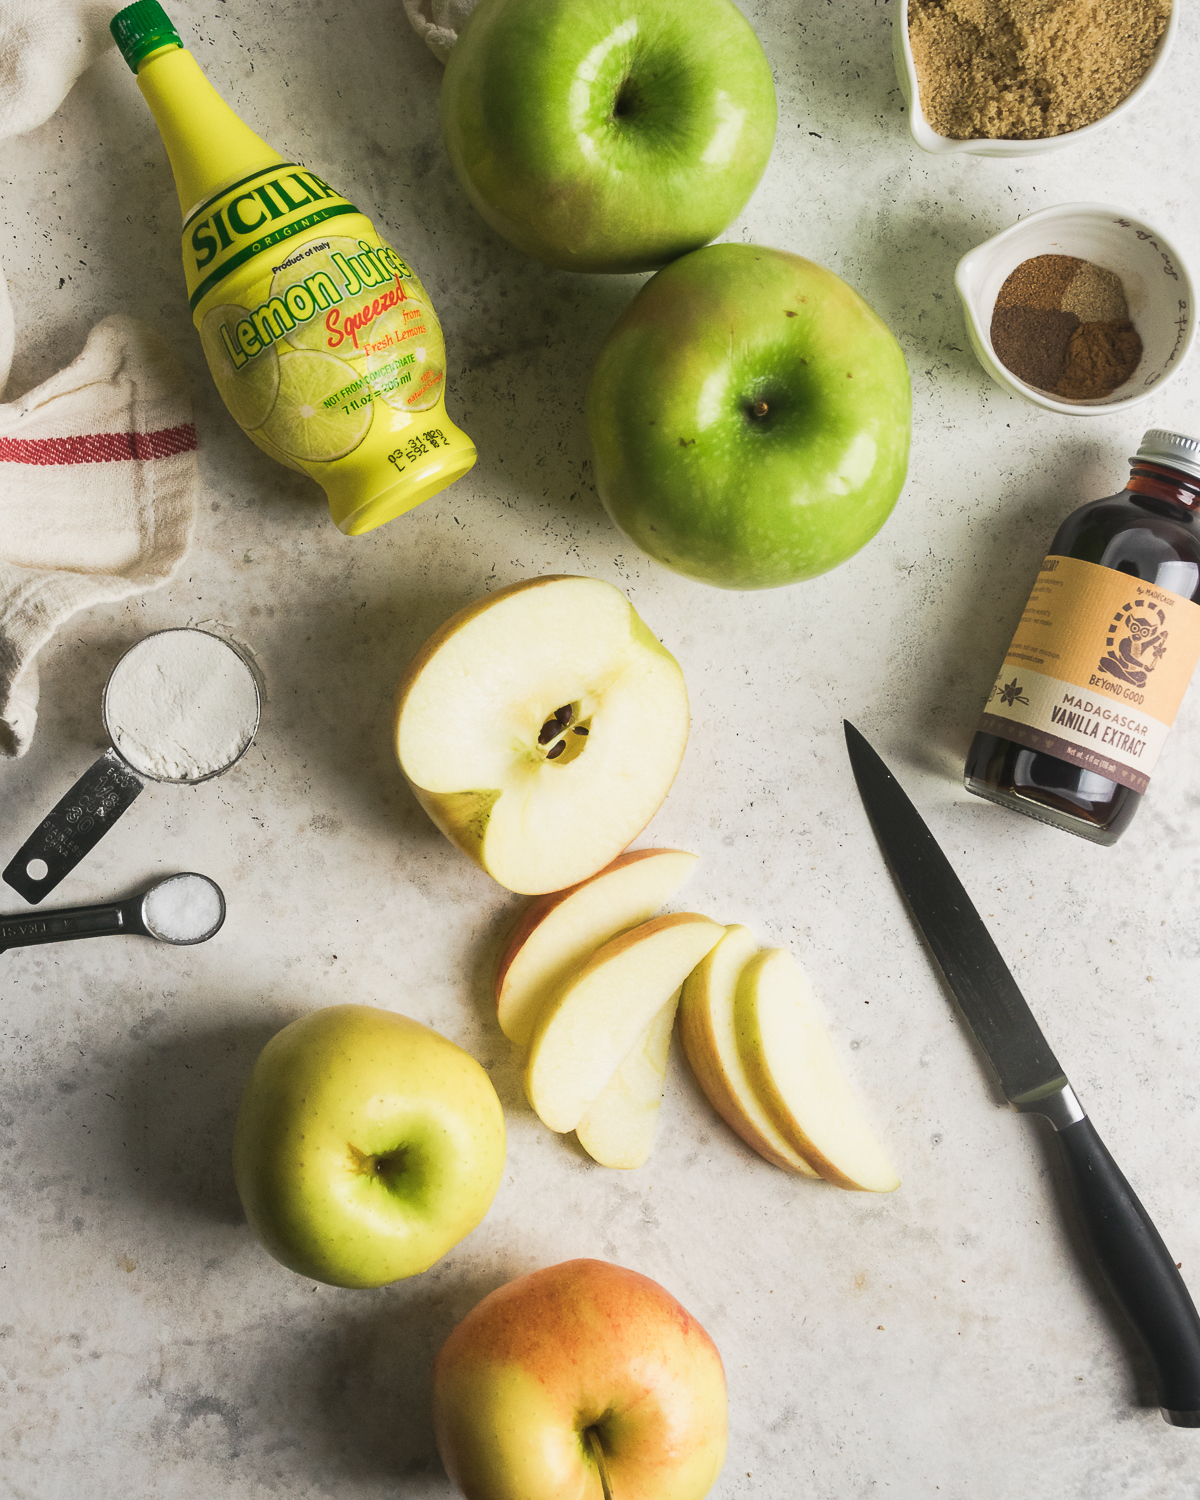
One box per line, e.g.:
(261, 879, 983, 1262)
(440, 0, 777, 273)
(586, 243, 912, 589)
(232, 1004, 505, 1288)
(432, 1258, 728, 1500)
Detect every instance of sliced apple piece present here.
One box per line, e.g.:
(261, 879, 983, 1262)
(734, 947, 899, 1193)
(525, 912, 724, 1134)
(393, 576, 689, 895)
(677, 926, 819, 1177)
(495, 848, 699, 1047)
(575, 993, 680, 1169)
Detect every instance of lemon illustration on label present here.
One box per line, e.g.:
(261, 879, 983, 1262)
(259, 350, 373, 462)
(396, 338, 447, 413)
(200, 303, 280, 430)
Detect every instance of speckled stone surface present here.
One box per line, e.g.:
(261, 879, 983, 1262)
(2, 3, 1199, 1496)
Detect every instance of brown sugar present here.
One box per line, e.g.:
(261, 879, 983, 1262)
(988, 254, 1143, 398)
(908, 0, 1171, 140)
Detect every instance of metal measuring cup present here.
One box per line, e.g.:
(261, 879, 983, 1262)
(3, 629, 260, 904)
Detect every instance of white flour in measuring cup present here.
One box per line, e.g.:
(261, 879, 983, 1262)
(104, 629, 259, 782)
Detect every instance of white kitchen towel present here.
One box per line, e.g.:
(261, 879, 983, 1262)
(0, 1, 199, 758)
(0, 314, 198, 757)
(402, 0, 479, 62)
(0, 0, 116, 139)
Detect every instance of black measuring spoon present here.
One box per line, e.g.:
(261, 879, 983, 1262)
(0, 873, 226, 953)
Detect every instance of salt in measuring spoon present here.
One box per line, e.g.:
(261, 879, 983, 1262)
(0, 873, 226, 953)
(3, 628, 259, 904)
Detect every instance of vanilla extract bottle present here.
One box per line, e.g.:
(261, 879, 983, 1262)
(964, 429, 1200, 844)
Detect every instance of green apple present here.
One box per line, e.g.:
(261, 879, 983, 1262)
(586, 242, 912, 589)
(232, 1004, 506, 1288)
(440, 0, 777, 274)
(432, 1258, 728, 1500)
(393, 576, 689, 896)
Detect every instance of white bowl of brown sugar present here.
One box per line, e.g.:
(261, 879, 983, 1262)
(955, 203, 1195, 414)
(895, 0, 1176, 156)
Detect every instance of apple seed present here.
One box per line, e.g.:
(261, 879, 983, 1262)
(538, 717, 562, 745)
(546, 740, 567, 760)
(573, 726, 589, 735)
(555, 704, 574, 726)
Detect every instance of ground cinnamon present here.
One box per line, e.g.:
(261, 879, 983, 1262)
(989, 254, 1142, 399)
(909, 0, 1171, 140)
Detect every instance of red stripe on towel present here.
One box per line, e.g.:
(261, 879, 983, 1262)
(0, 423, 198, 465)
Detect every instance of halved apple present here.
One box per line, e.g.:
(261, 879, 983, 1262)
(575, 994, 680, 1170)
(393, 576, 689, 896)
(677, 926, 818, 1177)
(525, 912, 724, 1134)
(495, 848, 699, 1047)
(734, 948, 899, 1193)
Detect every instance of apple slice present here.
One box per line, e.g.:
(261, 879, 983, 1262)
(734, 948, 900, 1192)
(575, 993, 680, 1170)
(495, 848, 699, 1047)
(525, 912, 724, 1134)
(677, 926, 818, 1177)
(393, 576, 689, 895)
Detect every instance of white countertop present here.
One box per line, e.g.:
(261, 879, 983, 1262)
(3, 3, 1199, 1495)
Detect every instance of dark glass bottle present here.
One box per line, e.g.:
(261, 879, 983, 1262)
(964, 429, 1200, 845)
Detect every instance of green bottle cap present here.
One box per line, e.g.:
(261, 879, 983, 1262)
(110, 0, 183, 72)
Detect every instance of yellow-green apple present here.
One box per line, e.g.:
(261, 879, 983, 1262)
(735, 948, 899, 1192)
(677, 925, 818, 1177)
(432, 1258, 728, 1500)
(525, 912, 723, 1133)
(495, 847, 699, 1047)
(440, 0, 777, 274)
(232, 1004, 506, 1287)
(575, 992, 679, 1169)
(586, 243, 912, 589)
(393, 576, 689, 896)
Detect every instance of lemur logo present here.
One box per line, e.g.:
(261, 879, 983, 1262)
(1098, 598, 1168, 689)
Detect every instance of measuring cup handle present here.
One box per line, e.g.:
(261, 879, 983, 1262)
(2, 748, 145, 904)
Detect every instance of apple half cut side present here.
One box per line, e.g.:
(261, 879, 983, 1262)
(525, 912, 724, 1135)
(575, 991, 680, 1170)
(495, 848, 700, 1047)
(734, 948, 900, 1193)
(394, 576, 689, 896)
(677, 926, 818, 1177)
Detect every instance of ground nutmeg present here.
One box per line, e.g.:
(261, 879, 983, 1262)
(989, 254, 1143, 399)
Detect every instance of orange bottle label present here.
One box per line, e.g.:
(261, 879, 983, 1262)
(977, 554, 1200, 794)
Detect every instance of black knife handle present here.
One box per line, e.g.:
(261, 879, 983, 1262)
(1050, 1114, 1200, 1425)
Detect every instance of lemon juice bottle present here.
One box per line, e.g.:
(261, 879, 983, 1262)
(110, 0, 476, 535)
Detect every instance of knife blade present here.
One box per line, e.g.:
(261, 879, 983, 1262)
(844, 719, 1200, 1427)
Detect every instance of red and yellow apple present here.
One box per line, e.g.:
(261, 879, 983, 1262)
(432, 1258, 728, 1500)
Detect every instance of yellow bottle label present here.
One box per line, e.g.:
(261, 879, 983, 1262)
(978, 554, 1200, 794)
(192, 210, 460, 523)
(183, 164, 360, 310)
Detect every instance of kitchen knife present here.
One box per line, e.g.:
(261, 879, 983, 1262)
(844, 719, 1200, 1426)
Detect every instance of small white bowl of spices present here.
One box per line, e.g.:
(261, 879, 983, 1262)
(895, 0, 1176, 155)
(955, 203, 1195, 414)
